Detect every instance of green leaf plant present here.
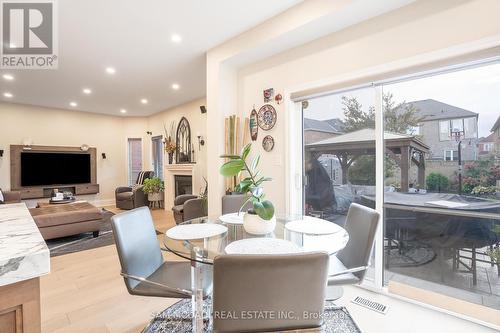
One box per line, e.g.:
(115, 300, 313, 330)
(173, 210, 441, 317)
(220, 143, 274, 220)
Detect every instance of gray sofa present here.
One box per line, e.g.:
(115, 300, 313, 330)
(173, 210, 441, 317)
(115, 171, 154, 210)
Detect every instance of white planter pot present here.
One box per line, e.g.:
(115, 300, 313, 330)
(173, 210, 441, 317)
(243, 212, 276, 235)
(148, 192, 162, 201)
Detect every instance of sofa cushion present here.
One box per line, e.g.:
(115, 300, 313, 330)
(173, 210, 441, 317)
(116, 191, 133, 200)
(29, 202, 103, 228)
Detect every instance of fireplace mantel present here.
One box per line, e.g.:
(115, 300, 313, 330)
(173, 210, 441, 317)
(165, 163, 196, 172)
(164, 163, 196, 210)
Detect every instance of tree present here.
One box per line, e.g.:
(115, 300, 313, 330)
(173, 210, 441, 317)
(341, 93, 421, 133)
(342, 96, 375, 131)
(384, 93, 421, 134)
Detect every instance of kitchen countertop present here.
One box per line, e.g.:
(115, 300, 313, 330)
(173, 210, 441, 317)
(0, 203, 50, 287)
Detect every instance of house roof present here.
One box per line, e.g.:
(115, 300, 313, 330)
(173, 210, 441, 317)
(491, 115, 500, 132)
(324, 118, 346, 132)
(309, 128, 412, 145)
(479, 133, 496, 143)
(303, 118, 343, 134)
(401, 99, 477, 122)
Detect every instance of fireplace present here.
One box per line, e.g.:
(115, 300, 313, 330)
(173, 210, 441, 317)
(174, 175, 192, 197)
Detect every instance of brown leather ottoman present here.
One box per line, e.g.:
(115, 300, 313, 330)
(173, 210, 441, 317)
(29, 201, 104, 240)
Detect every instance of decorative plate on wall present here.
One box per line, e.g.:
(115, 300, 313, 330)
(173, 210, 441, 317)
(262, 135, 275, 152)
(249, 108, 258, 141)
(257, 104, 277, 130)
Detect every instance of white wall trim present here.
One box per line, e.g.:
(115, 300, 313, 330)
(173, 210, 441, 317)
(289, 35, 500, 101)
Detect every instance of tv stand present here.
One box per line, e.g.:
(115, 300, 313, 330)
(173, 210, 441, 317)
(18, 184, 100, 199)
(10, 145, 99, 200)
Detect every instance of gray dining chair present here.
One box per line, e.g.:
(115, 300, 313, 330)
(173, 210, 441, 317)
(327, 203, 380, 300)
(111, 206, 212, 299)
(212, 252, 329, 333)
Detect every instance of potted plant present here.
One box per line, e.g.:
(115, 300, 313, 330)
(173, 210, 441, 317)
(220, 143, 275, 235)
(142, 177, 165, 202)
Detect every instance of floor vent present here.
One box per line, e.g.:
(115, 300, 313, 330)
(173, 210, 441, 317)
(351, 296, 388, 314)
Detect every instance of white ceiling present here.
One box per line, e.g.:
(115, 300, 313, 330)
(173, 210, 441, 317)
(0, 0, 302, 116)
(0, 0, 416, 117)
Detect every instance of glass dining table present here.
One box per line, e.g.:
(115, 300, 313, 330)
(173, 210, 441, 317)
(163, 215, 349, 333)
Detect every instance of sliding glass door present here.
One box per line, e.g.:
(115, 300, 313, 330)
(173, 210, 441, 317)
(382, 62, 500, 310)
(299, 60, 500, 315)
(302, 86, 378, 282)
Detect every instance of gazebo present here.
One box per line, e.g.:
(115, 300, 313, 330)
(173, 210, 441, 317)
(306, 128, 430, 192)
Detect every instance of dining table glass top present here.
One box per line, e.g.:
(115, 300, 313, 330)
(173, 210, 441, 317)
(163, 215, 349, 264)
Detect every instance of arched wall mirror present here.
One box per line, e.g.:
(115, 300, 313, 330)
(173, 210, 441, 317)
(175, 117, 192, 163)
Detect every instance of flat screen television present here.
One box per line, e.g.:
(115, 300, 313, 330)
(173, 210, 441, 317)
(21, 152, 91, 186)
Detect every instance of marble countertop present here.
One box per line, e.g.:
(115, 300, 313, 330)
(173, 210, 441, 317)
(0, 203, 50, 287)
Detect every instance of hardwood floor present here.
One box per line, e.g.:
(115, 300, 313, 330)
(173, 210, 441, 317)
(40, 207, 180, 333)
(39, 207, 498, 333)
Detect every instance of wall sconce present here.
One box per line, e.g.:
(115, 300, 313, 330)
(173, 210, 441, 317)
(101, 153, 107, 159)
(146, 131, 152, 135)
(0, 149, 4, 157)
(197, 133, 205, 150)
(200, 105, 207, 114)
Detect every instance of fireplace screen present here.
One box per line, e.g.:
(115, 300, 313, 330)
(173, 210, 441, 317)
(174, 175, 192, 197)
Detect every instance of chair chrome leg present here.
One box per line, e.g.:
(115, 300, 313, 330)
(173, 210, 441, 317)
(325, 286, 344, 301)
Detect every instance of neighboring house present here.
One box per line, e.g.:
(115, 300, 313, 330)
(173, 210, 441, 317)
(491, 115, 500, 154)
(404, 99, 479, 161)
(303, 118, 344, 144)
(478, 133, 496, 155)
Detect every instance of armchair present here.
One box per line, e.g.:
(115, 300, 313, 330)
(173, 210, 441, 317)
(115, 171, 154, 210)
(172, 194, 206, 224)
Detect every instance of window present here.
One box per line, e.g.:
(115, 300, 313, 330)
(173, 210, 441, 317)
(444, 149, 458, 161)
(381, 61, 500, 317)
(439, 120, 451, 141)
(151, 135, 163, 180)
(127, 138, 142, 185)
(440, 117, 477, 141)
(464, 117, 477, 138)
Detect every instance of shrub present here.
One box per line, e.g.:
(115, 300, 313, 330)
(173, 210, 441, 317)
(426, 172, 450, 192)
(471, 185, 497, 195)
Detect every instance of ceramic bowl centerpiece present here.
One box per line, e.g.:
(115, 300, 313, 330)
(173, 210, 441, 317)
(220, 143, 275, 235)
(142, 177, 165, 202)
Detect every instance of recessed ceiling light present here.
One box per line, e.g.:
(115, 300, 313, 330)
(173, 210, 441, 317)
(171, 83, 180, 90)
(2, 74, 14, 81)
(105, 67, 116, 74)
(3, 92, 13, 98)
(120, 109, 127, 114)
(82, 88, 92, 94)
(140, 98, 148, 104)
(171, 34, 182, 43)
(70, 102, 78, 107)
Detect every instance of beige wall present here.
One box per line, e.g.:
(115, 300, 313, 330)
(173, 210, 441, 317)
(0, 99, 206, 207)
(146, 98, 207, 195)
(206, 0, 500, 216)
